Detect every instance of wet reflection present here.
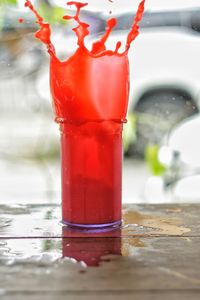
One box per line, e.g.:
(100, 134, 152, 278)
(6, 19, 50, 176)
(0, 204, 191, 238)
(62, 227, 122, 266)
(0, 233, 146, 269)
(121, 237, 145, 256)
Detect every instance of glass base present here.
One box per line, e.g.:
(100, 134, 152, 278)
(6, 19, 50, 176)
(62, 220, 121, 230)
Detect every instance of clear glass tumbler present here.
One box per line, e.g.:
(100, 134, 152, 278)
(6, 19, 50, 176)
(60, 120, 123, 228)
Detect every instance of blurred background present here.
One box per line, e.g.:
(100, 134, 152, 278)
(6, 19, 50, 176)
(1, 0, 200, 205)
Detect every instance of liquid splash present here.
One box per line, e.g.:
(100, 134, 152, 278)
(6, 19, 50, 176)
(23, 0, 146, 227)
(24, 0, 145, 56)
(24, 0, 145, 123)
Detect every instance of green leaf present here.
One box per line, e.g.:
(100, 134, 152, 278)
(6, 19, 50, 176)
(42, 239, 61, 251)
(0, 7, 4, 30)
(38, 3, 66, 24)
(145, 144, 166, 176)
(1, 0, 17, 5)
(123, 113, 137, 153)
(51, 6, 66, 24)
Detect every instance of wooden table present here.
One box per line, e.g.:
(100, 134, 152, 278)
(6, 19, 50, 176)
(0, 203, 200, 300)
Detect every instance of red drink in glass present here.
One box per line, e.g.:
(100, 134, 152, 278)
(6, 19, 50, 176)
(61, 121, 123, 227)
(24, 0, 145, 229)
(50, 46, 130, 228)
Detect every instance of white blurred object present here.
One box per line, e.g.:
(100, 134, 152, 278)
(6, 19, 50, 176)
(144, 176, 168, 203)
(168, 116, 200, 167)
(52, 0, 143, 13)
(145, 115, 200, 203)
(158, 146, 174, 167)
(50, 0, 200, 13)
(173, 175, 200, 202)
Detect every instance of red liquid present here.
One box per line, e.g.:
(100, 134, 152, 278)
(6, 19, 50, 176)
(62, 228, 121, 266)
(62, 237, 121, 266)
(18, 18, 24, 23)
(61, 121, 122, 225)
(24, 0, 145, 227)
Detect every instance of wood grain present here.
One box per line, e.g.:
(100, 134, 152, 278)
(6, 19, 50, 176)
(0, 204, 200, 299)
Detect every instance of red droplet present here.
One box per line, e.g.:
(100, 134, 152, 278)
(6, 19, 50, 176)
(107, 17, 117, 28)
(79, 270, 87, 274)
(63, 15, 74, 20)
(18, 18, 24, 23)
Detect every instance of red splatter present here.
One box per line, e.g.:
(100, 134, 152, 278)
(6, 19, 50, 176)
(18, 18, 24, 23)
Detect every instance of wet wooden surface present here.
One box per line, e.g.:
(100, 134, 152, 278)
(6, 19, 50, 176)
(0, 204, 200, 300)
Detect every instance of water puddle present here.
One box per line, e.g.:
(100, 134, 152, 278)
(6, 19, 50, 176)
(0, 232, 147, 270)
(0, 204, 191, 269)
(122, 207, 191, 236)
(0, 205, 61, 237)
(0, 204, 30, 215)
(0, 218, 12, 229)
(0, 205, 197, 295)
(0, 231, 198, 294)
(0, 204, 191, 238)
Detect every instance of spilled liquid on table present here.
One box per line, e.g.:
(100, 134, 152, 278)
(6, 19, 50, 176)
(123, 208, 191, 235)
(0, 204, 192, 270)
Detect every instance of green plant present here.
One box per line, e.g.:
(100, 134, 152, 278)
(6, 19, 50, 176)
(145, 144, 166, 176)
(38, 2, 66, 25)
(1, 0, 17, 5)
(0, 1, 68, 25)
(123, 113, 137, 153)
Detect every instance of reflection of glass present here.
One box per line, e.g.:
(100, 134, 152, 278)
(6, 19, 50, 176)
(62, 227, 121, 266)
